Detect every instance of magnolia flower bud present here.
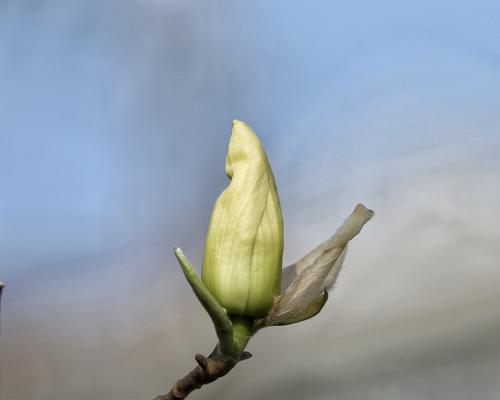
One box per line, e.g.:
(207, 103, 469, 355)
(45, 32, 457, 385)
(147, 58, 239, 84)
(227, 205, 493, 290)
(201, 120, 283, 317)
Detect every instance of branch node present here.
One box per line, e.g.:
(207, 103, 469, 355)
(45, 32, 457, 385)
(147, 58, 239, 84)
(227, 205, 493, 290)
(194, 353, 208, 372)
(239, 351, 252, 361)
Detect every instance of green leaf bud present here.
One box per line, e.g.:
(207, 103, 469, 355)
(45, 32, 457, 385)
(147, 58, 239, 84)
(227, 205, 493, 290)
(201, 120, 284, 317)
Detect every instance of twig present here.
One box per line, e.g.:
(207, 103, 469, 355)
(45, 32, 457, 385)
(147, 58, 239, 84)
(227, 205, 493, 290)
(0, 281, 4, 334)
(152, 348, 250, 400)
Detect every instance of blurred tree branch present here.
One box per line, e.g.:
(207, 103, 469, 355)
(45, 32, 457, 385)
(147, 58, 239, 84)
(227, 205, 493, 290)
(0, 281, 3, 384)
(0, 281, 4, 324)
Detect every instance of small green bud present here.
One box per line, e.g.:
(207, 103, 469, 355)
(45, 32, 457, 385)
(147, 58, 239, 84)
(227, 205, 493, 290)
(202, 120, 284, 317)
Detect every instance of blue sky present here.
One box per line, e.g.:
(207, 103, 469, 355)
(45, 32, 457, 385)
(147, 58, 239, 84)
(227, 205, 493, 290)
(2, 0, 499, 276)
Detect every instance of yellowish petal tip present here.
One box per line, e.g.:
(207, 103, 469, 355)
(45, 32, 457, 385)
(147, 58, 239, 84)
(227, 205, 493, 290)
(231, 119, 247, 132)
(232, 119, 253, 130)
(230, 120, 258, 142)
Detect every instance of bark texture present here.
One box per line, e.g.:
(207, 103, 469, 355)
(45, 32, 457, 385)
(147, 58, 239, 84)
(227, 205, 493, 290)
(152, 348, 251, 400)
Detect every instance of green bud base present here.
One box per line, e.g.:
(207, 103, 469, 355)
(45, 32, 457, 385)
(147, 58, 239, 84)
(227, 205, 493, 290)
(230, 316, 254, 355)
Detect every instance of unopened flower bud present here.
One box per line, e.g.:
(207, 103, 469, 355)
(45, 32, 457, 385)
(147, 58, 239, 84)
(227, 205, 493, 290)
(202, 120, 283, 317)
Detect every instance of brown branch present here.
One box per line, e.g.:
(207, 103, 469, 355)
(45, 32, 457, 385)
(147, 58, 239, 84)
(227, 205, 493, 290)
(152, 348, 252, 400)
(0, 281, 3, 332)
(0, 282, 4, 385)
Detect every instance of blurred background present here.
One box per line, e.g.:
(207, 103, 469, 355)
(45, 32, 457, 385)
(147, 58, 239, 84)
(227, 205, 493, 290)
(1, 1, 500, 399)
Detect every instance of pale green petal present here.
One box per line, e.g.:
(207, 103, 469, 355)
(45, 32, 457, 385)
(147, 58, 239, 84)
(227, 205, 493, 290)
(174, 248, 235, 356)
(202, 120, 283, 317)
